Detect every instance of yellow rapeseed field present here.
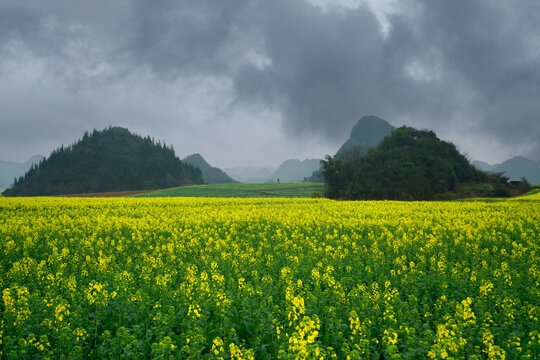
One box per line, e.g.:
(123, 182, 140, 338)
(0, 197, 539, 359)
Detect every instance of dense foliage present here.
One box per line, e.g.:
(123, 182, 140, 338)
(322, 127, 490, 200)
(1, 197, 539, 359)
(3, 127, 203, 196)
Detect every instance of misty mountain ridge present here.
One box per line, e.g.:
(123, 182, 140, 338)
(473, 156, 540, 184)
(471, 160, 496, 172)
(3, 127, 203, 196)
(183, 153, 236, 184)
(336, 115, 396, 158)
(266, 159, 322, 183)
(0, 155, 45, 190)
(223, 166, 277, 183)
(224, 159, 320, 183)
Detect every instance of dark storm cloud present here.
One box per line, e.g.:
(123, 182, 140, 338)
(384, 0, 540, 159)
(231, 0, 540, 158)
(233, 1, 387, 140)
(128, 0, 251, 76)
(1, 0, 539, 164)
(125, 0, 540, 158)
(0, 5, 46, 54)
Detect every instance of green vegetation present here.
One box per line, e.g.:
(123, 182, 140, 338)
(513, 188, 540, 200)
(323, 126, 499, 200)
(459, 183, 494, 191)
(3, 127, 203, 196)
(1, 197, 538, 358)
(134, 182, 325, 198)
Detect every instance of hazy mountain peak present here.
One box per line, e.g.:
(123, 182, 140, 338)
(473, 155, 540, 183)
(25, 155, 45, 164)
(184, 153, 205, 162)
(266, 158, 322, 183)
(0, 155, 45, 189)
(183, 153, 235, 184)
(350, 115, 395, 138)
(336, 115, 395, 157)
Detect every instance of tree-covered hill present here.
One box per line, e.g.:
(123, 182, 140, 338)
(4, 127, 203, 196)
(322, 126, 498, 200)
(307, 115, 395, 182)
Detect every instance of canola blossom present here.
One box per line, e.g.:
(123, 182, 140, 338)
(0, 197, 539, 359)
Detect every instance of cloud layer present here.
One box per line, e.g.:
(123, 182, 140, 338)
(1, 0, 539, 167)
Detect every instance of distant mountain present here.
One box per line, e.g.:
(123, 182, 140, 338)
(267, 159, 322, 183)
(3, 127, 203, 196)
(472, 160, 496, 173)
(183, 153, 236, 184)
(473, 156, 540, 183)
(336, 115, 395, 158)
(0, 155, 44, 190)
(224, 160, 321, 183)
(224, 166, 277, 183)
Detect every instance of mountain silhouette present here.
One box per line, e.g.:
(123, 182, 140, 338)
(183, 153, 236, 184)
(336, 115, 395, 158)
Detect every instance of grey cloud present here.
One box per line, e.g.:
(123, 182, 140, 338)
(128, 0, 251, 76)
(234, 1, 387, 141)
(1, 0, 539, 165)
(232, 0, 540, 159)
(388, 0, 540, 159)
(0, 5, 42, 47)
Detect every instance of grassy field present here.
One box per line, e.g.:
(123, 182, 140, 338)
(1, 196, 539, 359)
(133, 182, 325, 198)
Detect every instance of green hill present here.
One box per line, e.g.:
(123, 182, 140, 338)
(306, 115, 395, 182)
(3, 127, 203, 196)
(323, 126, 491, 200)
(336, 115, 395, 158)
(183, 153, 236, 184)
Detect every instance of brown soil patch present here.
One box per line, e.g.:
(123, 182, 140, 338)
(54, 190, 156, 197)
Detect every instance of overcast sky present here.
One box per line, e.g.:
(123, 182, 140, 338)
(1, 0, 539, 168)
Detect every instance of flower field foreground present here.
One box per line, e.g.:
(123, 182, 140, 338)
(0, 198, 539, 359)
